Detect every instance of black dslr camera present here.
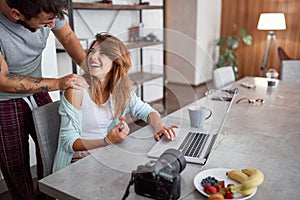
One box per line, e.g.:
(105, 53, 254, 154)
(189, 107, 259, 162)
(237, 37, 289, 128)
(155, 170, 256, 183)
(132, 149, 186, 200)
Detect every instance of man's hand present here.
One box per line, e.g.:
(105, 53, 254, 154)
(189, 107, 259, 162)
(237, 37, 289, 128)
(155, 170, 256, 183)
(59, 74, 89, 90)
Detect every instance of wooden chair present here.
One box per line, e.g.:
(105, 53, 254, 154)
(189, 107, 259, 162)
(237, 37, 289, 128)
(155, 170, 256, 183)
(212, 66, 236, 89)
(32, 101, 61, 177)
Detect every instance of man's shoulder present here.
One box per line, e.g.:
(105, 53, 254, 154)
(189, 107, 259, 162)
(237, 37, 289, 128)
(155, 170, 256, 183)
(52, 15, 68, 31)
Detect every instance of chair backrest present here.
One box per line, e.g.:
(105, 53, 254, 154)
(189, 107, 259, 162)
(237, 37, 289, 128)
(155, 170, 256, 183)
(278, 47, 291, 61)
(213, 66, 236, 89)
(281, 60, 300, 83)
(277, 47, 300, 83)
(32, 101, 60, 177)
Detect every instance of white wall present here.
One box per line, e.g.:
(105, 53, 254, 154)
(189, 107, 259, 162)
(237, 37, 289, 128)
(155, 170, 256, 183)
(165, 0, 222, 86)
(195, 0, 222, 84)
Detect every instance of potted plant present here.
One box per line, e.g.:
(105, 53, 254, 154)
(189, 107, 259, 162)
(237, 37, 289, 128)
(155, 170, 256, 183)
(215, 28, 252, 79)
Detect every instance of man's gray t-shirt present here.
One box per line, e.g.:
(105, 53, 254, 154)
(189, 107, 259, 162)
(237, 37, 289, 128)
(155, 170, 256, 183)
(0, 12, 67, 101)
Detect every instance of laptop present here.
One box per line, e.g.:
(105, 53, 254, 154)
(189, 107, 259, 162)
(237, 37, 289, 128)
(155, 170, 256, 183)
(147, 90, 237, 165)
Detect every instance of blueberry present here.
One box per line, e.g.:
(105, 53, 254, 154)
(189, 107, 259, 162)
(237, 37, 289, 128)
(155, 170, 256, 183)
(201, 176, 219, 187)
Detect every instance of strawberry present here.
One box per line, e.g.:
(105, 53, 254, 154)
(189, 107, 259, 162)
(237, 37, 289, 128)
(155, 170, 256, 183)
(224, 192, 234, 199)
(213, 184, 220, 192)
(204, 185, 217, 195)
(204, 185, 211, 193)
(218, 180, 225, 188)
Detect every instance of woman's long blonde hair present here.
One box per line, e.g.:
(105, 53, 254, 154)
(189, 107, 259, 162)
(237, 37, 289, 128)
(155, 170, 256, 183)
(82, 33, 132, 119)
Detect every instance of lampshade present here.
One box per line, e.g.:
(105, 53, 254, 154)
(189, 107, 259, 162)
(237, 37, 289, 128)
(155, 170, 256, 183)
(257, 13, 286, 30)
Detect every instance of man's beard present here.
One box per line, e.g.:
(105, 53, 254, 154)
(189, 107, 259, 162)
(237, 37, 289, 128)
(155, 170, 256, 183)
(17, 20, 37, 32)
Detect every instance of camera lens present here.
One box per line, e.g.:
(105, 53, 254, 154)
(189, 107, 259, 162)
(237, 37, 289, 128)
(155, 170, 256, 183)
(156, 149, 186, 174)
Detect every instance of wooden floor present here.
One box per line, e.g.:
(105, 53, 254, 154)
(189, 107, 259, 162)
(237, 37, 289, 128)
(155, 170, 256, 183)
(0, 81, 212, 199)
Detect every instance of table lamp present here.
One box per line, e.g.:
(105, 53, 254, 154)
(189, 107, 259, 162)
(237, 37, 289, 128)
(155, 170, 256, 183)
(257, 13, 286, 76)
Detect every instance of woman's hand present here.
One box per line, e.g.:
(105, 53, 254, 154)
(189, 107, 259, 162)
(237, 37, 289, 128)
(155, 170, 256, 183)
(154, 125, 179, 141)
(105, 120, 130, 144)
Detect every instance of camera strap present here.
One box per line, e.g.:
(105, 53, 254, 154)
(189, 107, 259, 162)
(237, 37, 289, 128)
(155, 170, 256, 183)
(121, 173, 135, 200)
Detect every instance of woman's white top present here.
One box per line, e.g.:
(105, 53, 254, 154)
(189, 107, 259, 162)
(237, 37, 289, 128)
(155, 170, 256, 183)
(80, 89, 113, 140)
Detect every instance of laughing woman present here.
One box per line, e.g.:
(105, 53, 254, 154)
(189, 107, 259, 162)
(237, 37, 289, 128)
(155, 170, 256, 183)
(53, 33, 178, 171)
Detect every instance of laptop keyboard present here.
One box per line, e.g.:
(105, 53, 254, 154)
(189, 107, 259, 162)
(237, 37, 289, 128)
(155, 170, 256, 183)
(178, 132, 216, 158)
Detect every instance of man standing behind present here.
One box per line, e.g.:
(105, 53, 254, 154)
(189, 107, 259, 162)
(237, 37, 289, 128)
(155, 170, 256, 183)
(0, 0, 88, 199)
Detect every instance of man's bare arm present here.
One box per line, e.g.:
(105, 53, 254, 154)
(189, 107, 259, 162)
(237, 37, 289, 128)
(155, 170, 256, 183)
(53, 22, 86, 66)
(4, 74, 51, 93)
(0, 54, 86, 93)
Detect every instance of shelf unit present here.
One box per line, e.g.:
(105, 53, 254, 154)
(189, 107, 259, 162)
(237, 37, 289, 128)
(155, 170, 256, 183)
(72, 2, 163, 10)
(67, 0, 166, 111)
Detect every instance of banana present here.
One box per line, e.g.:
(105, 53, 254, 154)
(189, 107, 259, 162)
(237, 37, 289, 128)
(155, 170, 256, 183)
(238, 187, 256, 196)
(242, 168, 263, 177)
(230, 184, 257, 196)
(226, 170, 250, 183)
(229, 168, 264, 196)
(241, 167, 264, 189)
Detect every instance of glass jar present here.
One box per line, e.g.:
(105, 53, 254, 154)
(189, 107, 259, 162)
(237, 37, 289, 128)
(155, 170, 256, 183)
(266, 68, 279, 87)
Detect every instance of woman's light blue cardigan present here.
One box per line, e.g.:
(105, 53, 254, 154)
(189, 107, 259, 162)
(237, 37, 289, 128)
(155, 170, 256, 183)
(52, 91, 156, 172)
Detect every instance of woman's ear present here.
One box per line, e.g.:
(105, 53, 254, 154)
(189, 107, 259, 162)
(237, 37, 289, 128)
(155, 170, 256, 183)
(11, 8, 23, 21)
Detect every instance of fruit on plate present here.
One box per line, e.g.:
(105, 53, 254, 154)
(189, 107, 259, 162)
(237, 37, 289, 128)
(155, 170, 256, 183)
(201, 176, 233, 199)
(227, 167, 264, 196)
(201, 176, 218, 187)
(204, 185, 218, 195)
(208, 192, 224, 200)
(226, 169, 255, 195)
(224, 191, 233, 199)
(226, 170, 249, 183)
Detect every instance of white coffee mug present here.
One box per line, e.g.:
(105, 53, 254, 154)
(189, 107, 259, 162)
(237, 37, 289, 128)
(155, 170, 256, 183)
(188, 106, 212, 128)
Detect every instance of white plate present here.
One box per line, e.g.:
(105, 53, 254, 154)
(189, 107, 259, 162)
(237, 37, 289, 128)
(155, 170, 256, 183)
(193, 168, 257, 200)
